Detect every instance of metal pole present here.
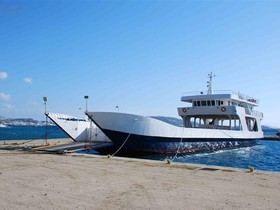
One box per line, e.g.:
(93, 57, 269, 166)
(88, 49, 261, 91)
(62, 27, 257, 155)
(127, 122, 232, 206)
(84, 95, 91, 150)
(45, 102, 48, 145)
(84, 96, 89, 112)
(43, 97, 48, 146)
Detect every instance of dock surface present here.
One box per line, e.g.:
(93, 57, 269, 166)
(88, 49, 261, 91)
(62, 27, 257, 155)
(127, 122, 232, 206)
(0, 139, 280, 210)
(35, 141, 113, 153)
(0, 138, 113, 152)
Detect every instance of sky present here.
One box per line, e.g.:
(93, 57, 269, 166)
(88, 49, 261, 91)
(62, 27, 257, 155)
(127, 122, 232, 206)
(0, 0, 280, 127)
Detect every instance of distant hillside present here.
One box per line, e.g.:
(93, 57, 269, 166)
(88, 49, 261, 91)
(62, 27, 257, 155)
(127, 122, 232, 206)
(261, 125, 279, 135)
(0, 115, 279, 134)
(261, 125, 279, 131)
(0, 116, 54, 127)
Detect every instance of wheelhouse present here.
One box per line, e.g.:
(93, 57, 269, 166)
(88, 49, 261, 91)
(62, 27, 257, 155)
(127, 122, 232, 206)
(178, 73, 263, 133)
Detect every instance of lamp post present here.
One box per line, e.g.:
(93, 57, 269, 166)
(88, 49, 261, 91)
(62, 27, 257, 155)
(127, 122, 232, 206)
(43, 97, 48, 145)
(84, 95, 89, 112)
(84, 95, 92, 150)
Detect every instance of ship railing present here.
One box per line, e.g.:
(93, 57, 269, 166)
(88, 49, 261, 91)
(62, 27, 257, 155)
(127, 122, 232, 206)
(245, 109, 263, 118)
(48, 113, 87, 122)
(182, 90, 259, 104)
(254, 111, 263, 118)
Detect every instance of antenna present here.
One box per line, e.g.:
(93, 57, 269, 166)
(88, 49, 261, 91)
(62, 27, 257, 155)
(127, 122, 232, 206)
(207, 72, 215, 95)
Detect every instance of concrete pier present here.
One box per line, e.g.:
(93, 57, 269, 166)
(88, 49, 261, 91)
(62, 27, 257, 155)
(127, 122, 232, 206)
(262, 136, 280, 141)
(0, 140, 279, 210)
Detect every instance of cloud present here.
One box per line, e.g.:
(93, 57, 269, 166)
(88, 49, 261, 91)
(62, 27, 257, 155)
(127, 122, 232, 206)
(23, 77, 32, 84)
(0, 72, 8, 80)
(4, 104, 13, 110)
(0, 104, 15, 112)
(0, 92, 11, 101)
(30, 102, 38, 106)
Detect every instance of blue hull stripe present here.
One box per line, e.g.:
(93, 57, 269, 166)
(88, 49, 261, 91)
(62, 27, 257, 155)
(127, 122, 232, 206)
(102, 129, 258, 154)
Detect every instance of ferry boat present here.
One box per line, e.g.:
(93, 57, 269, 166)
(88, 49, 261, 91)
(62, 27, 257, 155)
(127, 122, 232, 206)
(85, 73, 263, 154)
(46, 112, 110, 142)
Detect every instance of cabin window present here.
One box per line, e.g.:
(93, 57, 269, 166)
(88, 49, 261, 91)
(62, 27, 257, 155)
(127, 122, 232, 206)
(211, 100, 215, 106)
(202, 101, 206, 106)
(193, 101, 197, 106)
(191, 117, 205, 128)
(207, 100, 211, 106)
(197, 101, 201, 106)
(217, 100, 221, 106)
(189, 116, 242, 130)
(245, 117, 258, 132)
(234, 118, 242, 130)
(221, 101, 224, 105)
(214, 116, 242, 131)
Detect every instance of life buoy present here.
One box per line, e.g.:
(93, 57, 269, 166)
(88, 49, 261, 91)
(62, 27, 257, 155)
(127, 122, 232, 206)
(182, 108, 187, 113)
(221, 107, 226, 112)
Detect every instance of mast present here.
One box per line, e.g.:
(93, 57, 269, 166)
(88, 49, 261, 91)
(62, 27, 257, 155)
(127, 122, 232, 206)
(207, 72, 215, 95)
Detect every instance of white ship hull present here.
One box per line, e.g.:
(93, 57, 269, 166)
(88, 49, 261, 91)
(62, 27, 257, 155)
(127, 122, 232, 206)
(46, 112, 110, 142)
(86, 112, 263, 154)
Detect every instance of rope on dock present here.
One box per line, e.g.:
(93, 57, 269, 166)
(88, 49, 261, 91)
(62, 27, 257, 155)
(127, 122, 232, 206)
(168, 127, 185, 163)
(110, 118, 138, 157)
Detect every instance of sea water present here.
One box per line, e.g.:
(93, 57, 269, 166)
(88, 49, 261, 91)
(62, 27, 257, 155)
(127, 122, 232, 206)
(0, 126, 68, 140)
(1, 126, 279, 172)
(141, 140, 280, 172)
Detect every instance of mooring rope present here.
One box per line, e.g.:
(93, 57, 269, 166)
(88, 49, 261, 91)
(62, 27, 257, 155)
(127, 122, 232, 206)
(110, 119, 138, 157)
(170, 126, 185, 162)
(168, 127, 241, 163)
(218, 128, 234, 139)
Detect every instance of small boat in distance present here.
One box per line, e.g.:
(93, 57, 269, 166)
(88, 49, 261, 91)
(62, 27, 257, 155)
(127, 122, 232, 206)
(46, 112, 111, 143)
(86, 73, 264, 154)
(0, 123, 7, 128)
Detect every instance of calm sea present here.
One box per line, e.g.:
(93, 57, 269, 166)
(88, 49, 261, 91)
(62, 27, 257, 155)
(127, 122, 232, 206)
(138, 141, 280, 172)
(0, 126, 68, 140)
(0, 126, 279, 172)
